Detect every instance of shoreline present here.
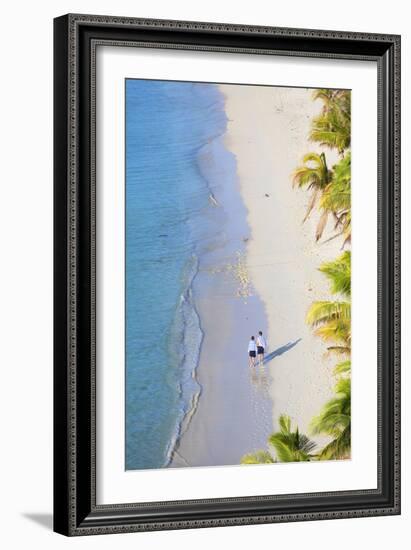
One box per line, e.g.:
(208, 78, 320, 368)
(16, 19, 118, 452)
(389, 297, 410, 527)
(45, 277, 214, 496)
(171, 88, 273, 467)
(125, 81, 233, 470)
(171, 83, 343, 468)
(164, 254, 204, 467)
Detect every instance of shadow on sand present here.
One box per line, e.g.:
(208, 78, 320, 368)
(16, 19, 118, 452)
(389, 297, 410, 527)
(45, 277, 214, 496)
(264, 338, 302, 364)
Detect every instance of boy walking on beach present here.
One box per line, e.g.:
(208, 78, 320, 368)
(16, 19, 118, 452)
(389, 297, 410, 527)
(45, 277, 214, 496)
(257, 331, 267, 365)
(248, 336, 257, 367)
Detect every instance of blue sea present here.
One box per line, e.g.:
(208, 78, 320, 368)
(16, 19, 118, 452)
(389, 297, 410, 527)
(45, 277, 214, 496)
(125, 79, 230, 470)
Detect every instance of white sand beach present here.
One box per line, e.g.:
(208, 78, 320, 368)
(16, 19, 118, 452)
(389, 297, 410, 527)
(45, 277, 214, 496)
(173, 84, 341, 466)
(223, 85, 341, 448)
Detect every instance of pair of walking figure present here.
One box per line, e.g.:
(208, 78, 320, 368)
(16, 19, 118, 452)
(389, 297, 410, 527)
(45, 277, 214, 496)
(248, 331, 267, 367)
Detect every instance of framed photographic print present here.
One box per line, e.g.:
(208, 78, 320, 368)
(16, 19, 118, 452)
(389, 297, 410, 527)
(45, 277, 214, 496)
(53, 14, 401, 536)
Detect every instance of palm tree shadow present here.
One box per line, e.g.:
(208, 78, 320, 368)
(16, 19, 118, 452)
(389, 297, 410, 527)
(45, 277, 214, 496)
(264, 338, 302, 364)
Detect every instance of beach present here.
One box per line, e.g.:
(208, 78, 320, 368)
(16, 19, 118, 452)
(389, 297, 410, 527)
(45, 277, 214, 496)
(172, 85, 341, 466)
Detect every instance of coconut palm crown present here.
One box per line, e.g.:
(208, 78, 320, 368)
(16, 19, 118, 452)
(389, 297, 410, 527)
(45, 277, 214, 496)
(269, 415, 316, 462)
(310, 89, 351, 155)
(306, 251, 351, 355)
(310, 377, 351, 460)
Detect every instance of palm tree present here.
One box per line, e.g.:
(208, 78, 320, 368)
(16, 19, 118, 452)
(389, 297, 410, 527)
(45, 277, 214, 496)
(311, 377, 351, 460)
(312, 89, 350, 117)
(310, 90, 351, 155)
(306, 252, 351, 354)
(269, 415, 316, 462)
(319, 153, 351, 246)
(293, 152, 351, 243)
(333, 359, 351, 377)
(306, 301, 351, 354)
(291, 89, 352, 463)
(312, 88, 337, 111)
(293, 152, 332, 237)
(241, 450, 276, 465)
(319, 251, 351, 296)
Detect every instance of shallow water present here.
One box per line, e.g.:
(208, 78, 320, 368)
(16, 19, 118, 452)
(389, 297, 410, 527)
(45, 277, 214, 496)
(125, 80, 231, 470)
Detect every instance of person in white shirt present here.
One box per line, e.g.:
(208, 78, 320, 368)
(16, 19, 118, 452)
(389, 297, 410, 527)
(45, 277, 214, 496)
(256, 331, 267, 365)
(248, 336, 257, 367)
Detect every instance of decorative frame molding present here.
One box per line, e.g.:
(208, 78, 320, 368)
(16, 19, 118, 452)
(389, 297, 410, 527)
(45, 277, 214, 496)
(54, 13, 401, 536)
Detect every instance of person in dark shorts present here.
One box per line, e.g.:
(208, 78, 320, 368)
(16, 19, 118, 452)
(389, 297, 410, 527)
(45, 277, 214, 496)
(248, 336, 257, 367)
(256, 330, 267, 365)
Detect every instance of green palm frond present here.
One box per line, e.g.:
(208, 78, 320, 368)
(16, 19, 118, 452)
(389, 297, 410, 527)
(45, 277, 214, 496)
(311, 401, 350, 436)
(312, 89, 351, 119)
(241, 450, 276, 465)
(312, 88, 336, 108)
(310, 125, 350, 154)
(319, 251, 351, 297)
(333, 151, 351, 184)
(293, 152, 330, 189)
(320, 153, 351, 214)
(278, 414, 291, 433)
(310, 91, 351, 154)
(306, 301, 351, 327)
(317, 425, 351, 460)
(268, 414, 316, 462)
(313, 319, 351, 346)
(292, 152, 332, 226)
(306, 300, 351, 351)
(286, 89, 353, 464)
(311, 378, 351, 431)
(333, 360, 351, 376)
(311, 378, 351, 460)
(320, 185, 350, 216)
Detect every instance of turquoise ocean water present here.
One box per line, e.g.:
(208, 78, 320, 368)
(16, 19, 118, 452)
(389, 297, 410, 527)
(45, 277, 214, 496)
(125, 79, 231, 470)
